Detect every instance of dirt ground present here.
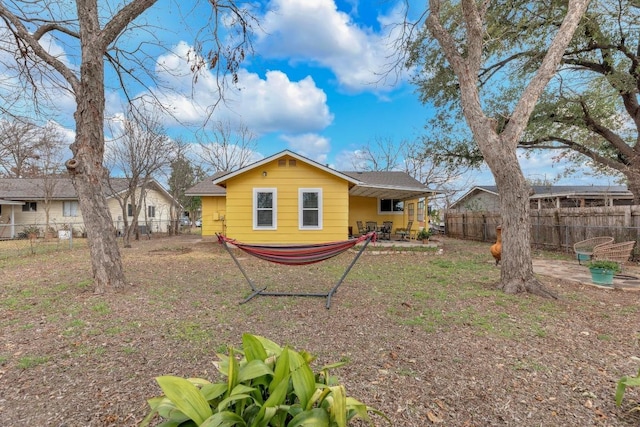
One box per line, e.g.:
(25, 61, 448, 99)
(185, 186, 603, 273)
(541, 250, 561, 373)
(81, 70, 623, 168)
(1, 234, 640, 426)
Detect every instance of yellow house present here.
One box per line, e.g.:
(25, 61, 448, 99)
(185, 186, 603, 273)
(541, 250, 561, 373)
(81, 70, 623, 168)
(187, 150, 437, 243)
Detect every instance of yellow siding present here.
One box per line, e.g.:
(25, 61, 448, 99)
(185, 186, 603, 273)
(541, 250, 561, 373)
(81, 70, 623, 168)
(200, 196, 226, 238)
(348, 196, 427, 237)
(225, 155, 350, 243)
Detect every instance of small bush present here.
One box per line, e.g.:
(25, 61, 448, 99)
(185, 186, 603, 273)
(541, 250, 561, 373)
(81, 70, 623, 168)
(587, 260, 620, 272)
(141, 333, 389, 426)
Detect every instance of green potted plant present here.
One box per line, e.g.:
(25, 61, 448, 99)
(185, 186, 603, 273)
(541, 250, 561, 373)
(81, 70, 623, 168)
(587, 260, 620, 286)
(416, 228, 432, 243)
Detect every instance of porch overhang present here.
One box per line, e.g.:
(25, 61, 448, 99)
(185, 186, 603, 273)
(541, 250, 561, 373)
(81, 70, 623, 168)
(349, 184, 439, 201)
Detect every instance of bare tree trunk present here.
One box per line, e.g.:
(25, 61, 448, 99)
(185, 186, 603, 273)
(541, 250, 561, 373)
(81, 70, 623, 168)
(626, 167, 640, 205)
(472, 127, 556, 297)
(426, 0, 589, 297)
(68, 19, 126, 294)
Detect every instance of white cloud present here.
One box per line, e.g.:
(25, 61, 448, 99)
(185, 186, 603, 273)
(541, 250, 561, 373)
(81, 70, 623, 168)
(257, 0, 407, 93)
(280, 133, 331, 164)
(334, 149, 366, 170)
(150, 42, 334, 135)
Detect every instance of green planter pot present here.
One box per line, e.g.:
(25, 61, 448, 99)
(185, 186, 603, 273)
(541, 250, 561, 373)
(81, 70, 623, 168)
(589, 267, 615, 285)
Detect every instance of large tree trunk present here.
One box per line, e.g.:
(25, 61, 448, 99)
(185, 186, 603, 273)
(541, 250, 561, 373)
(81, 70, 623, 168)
(427, 0, 589, 297)
(475, 128, 557, 298)
(488, 146, 556, 297)
(625, 165, 640, 205)
(67, 4, 126, 294)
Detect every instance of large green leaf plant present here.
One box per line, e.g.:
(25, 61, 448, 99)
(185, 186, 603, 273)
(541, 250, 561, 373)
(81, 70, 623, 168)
(140, 333, 389, 426)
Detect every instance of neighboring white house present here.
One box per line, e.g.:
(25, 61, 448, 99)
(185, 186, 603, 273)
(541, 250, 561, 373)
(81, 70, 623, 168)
(449, 185, 634, 212)
(0, 177, 179, 238)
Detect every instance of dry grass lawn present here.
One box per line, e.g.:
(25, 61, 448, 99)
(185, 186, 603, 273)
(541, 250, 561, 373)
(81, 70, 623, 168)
(1, 234, 639, 426)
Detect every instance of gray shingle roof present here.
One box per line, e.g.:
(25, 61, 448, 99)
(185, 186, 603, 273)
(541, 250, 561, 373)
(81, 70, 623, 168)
(185, 151, 438, 200)
(0, 177, 169, 201)
(184, 172, 227, 197)
(340, 170, 426, 187)
(0, 178, 78, 200)
(475, 184, 631, 197)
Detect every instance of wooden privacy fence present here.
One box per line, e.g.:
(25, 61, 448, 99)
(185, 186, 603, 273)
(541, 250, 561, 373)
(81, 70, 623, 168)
(445, 205, 640, 258)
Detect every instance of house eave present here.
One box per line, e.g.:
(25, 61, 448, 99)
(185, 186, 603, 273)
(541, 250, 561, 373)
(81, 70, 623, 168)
(349, 184, 439, 200)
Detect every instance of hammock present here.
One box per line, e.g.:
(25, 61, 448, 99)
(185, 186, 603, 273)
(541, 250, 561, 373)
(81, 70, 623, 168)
(217, 232, 376, 308)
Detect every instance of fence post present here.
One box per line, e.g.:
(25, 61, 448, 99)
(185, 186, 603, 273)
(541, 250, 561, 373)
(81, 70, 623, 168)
(482, 214, 487, 242)
(553, 210, 562, 250)
(462, 213, 467, 239)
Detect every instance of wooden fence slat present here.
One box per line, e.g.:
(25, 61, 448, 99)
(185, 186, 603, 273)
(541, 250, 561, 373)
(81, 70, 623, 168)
(445, 206, 640, 258)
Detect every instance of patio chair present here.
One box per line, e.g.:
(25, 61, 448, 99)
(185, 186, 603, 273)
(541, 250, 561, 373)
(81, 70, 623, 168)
(356, 221, 366, 237)
(592, 240, 636, 271)
(394, 220, 413, 241)
(366, 221, 378, 233)
(379, 221, 393, 240)
(573, 236, 614, 265)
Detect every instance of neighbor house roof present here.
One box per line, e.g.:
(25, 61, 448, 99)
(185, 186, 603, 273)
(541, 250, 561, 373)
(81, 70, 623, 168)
(186, 150, 440, 200)
(527, 185, 632, 200)
(0, 177, 174, 203)
(450, 184, 633, 209)
(0, 177, 78, 201)
(184, 171, 228, 197)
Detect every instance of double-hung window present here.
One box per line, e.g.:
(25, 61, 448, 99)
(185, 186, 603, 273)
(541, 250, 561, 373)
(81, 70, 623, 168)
(299, 188, 322, 229)
(63, 201, 79, 217)
(254, 188, 277, 229)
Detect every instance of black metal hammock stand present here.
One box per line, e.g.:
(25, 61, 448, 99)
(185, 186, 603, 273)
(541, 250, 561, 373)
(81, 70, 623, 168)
(217, 232, 376, 308)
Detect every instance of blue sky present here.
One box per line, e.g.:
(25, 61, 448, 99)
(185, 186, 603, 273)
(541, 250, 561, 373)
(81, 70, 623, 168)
(0, 0, 620, 190)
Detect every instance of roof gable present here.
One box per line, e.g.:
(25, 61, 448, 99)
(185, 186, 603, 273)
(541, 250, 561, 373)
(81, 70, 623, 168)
(212, 150, 361, 186)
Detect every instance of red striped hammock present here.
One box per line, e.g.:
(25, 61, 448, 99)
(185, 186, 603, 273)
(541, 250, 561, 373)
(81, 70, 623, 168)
(216, 232, 376, 265)
(216, 232, 376, 308)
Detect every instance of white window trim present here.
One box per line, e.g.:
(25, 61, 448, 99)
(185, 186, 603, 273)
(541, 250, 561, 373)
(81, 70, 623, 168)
(253, 188, 277, 230)
(378, 198, 404, 215)
(298, 188, 323, 230)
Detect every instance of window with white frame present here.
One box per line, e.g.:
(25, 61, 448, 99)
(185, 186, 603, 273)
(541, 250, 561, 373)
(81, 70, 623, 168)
(299, 188, 322, 229)
(63, 201, 79, 217)
(148, 205, 156, 218)
(379, 199, 403, 213)
(418, 200, 425, 222)
(254, 188, 277, 229)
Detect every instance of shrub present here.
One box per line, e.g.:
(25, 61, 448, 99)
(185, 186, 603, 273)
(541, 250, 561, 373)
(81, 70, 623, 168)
(19, 225, 41, 239)
(416, 228, 432, 240)
(140, 333, 389, 427)
(587, 260, 621, 273)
